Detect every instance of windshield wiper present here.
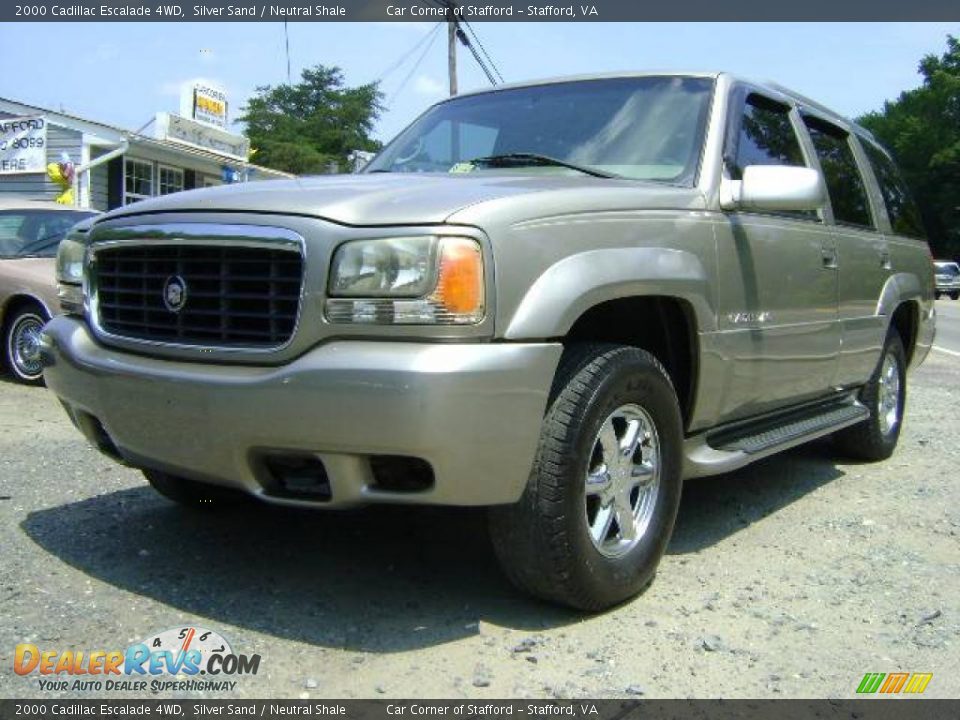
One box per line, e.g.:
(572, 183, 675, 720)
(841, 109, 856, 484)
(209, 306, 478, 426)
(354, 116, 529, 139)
(466, 153, 621, 179)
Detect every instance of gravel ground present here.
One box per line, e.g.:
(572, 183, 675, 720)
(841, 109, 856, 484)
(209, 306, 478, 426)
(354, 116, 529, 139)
(1, 350, 957, 700)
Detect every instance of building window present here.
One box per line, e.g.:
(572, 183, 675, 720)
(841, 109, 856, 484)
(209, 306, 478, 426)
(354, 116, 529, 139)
(158, 165, 185, 195)
(124, 158, 154, 204)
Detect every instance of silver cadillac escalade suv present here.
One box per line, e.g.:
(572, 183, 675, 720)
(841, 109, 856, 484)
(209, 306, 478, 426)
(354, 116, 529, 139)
(43, 73, 936, 610)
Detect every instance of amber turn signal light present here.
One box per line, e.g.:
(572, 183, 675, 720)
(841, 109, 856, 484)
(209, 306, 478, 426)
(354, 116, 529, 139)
(432, 238, 484, 318)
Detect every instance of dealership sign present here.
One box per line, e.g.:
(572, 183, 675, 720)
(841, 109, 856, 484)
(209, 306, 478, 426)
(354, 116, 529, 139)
(155, 112, 249, 161)
(0, 116, 46, 174)
(180, 82, 228, 129)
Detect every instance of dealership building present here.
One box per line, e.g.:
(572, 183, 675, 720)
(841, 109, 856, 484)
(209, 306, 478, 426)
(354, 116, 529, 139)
(0, 83, 290, 210)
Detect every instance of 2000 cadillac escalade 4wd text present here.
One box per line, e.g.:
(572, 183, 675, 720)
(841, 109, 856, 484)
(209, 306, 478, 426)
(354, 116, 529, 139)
(43, 73, 936, 610)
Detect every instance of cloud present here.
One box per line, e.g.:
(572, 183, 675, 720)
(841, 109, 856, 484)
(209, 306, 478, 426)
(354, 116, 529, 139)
(83, 43, 119, 65)
(413, 75, 445, 96)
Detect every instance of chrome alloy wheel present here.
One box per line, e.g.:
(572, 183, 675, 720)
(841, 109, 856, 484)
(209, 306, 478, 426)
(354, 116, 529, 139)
(585, 403, 660, 558)
(10, 313, 45, 380)
(877, 350, 901, 437)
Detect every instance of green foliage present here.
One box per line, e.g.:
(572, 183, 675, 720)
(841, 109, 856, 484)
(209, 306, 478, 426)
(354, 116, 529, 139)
(240, 65, 384, 175)
(858, 36, 960, 258)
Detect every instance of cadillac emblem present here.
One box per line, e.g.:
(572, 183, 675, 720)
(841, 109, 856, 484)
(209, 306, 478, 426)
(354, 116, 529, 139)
(162, 275, 188, 313)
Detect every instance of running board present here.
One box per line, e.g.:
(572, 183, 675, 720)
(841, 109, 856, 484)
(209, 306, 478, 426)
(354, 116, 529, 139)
(683, 397, 869, 479)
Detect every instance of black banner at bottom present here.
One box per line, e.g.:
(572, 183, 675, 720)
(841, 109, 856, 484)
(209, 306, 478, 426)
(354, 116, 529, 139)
(0, 700, 957, 720)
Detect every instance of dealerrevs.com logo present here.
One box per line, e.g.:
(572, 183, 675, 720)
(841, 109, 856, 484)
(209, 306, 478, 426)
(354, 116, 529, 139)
(856, 672, 933, 695)
(14, 626, 261, 693)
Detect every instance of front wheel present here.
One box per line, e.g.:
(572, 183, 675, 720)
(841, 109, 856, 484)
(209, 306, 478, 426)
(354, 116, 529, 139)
(951, 292, 959, 301)
(833, 329, 906, 461)
(4, 304, 48, 385)
(489, 344, 684, 611)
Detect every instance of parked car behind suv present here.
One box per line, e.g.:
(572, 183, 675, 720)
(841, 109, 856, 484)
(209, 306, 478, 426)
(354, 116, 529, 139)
(42, 73, 935, 609)
(934, 260, 960, 299)
(0, 199, 97, 384)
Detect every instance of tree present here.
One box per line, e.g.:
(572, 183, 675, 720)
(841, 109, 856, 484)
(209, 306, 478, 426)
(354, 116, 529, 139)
(240, 65, 383, 175)
(858, 36, 960, 258)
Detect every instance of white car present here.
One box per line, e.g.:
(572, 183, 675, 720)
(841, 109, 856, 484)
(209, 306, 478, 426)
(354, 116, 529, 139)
(934, 260, 960, 300)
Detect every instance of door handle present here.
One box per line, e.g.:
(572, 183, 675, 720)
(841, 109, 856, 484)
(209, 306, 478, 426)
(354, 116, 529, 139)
(821, 245, 838, 269)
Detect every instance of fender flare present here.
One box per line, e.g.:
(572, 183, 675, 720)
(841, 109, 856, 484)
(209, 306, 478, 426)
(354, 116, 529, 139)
(504, 247, 712, 340)
(1, 292, 54, 329)
(875, 272, 923, 319)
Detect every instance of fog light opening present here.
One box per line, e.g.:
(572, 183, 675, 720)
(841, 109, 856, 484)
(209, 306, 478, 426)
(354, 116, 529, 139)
(262, 454, 332, 501)
(369, 456, 434, 493)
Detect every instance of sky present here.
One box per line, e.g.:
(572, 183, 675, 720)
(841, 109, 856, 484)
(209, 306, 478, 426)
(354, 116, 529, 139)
(2, 22, 957, 144)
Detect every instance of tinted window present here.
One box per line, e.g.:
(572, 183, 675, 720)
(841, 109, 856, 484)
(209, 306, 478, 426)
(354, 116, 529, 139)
(731, 95, 806, 180)
(368, 76, 714, 185)
(0, 210, 95, 257)
(861, 141, 925, 238)
(803, 117, 873, 228)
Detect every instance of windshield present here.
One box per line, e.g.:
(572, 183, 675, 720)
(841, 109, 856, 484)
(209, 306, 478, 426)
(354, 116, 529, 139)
(0, 210, 96, 258)
(936, 263, 959, 277)
(366, 76, 714, 185)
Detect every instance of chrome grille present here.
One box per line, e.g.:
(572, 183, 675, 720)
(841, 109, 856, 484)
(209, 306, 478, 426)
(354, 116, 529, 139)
(93, 243, 302, 348)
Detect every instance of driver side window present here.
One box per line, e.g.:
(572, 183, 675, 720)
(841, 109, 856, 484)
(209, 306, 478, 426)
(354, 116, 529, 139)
(731, 94, 806, 180)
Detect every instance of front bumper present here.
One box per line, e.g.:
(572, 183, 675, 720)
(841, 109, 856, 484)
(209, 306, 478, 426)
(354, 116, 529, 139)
(41, 316, 561, 508)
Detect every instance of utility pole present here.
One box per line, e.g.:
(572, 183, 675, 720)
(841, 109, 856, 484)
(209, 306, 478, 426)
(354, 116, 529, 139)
(446, 3, 457, 95)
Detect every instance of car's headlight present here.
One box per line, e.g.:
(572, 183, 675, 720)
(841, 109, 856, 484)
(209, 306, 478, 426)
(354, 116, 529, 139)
(55, 235, 86, 315)
(56, 236, 85, 284)
(326, 236, 484, 325)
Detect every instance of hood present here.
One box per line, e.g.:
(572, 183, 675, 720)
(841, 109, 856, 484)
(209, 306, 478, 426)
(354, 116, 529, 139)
(96, 173, 705, 227)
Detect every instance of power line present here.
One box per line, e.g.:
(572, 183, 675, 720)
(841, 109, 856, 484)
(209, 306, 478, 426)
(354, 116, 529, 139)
(375, 22, 443, 84)
(283, 21, 291, 83)
(463, 21, 504, 83)
(386, 22, 443, 107)
(456, 26, 497, 86)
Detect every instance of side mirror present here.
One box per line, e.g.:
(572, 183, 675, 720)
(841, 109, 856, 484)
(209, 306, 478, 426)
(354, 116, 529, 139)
(720, 165, 824, 212)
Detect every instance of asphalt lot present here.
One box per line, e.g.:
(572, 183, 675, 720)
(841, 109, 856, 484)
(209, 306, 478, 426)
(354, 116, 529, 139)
(934, 296, 960, 355)
(1, 338, 958, 700)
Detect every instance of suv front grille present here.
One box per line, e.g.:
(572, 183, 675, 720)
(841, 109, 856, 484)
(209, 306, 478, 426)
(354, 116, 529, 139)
(93, 244, 302, 347)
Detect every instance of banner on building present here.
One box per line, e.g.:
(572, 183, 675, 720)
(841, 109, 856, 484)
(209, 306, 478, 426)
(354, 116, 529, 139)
(0, 116, 47, 174)
(154, 112, 250, 161)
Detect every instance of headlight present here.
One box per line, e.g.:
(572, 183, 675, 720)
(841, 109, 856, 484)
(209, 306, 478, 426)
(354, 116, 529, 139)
(55, 235, 86, 315)
(326, 236, 484, 325)
(56, 236, 85, 284)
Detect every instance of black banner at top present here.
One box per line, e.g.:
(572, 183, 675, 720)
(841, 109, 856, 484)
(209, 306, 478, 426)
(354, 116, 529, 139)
(0, 700, 958, 720)
(4, 0, 959, 22)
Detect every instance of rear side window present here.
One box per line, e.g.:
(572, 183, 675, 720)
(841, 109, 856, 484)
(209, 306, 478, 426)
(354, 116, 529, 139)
(731, 94, 806, 180)
(803, 117, 873, 228)
(861, 142, 925, 238)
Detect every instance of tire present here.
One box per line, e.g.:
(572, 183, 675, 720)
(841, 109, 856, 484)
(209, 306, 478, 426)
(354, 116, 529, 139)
(3, 303, 48, 386)
(489, 343, 684, 611)
(935, 292, 941, 300)
(951, 292, 959, 301)
(143, 469, 244, 508)
(833, 329, 906, 462)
